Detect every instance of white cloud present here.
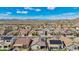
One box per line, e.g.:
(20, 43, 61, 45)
(24, 7, 41, 12)
(0, 12, 11, 16)
(35, 9, 41, 12)
(0, 11, 79, 20)
(6, 12, 11, 15)
(24, 7, 33, 10)
(57, 12, 76, 16)
(16, 10, 28, 14)
(21, 11, 28, 14)
(47, 7, 56, 10)
(16, 10, 21, 13)
(0, 14, 9, 16)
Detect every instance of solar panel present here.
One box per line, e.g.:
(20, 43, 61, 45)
(50, 40, 62, 44)
(1, 36, 12, 40)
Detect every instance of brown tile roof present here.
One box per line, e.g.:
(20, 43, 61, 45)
(31, 38, 46, 46)
(31, 38, 39, 46)
(37, 40, 46, 46)
(13, 37, 31, 46)
(73, 37, 79, 46)
(59, 35, 73, 46)
(0, 30, 4, 34)
(0, 40, 4, 45)
(74, 37, 79, 43)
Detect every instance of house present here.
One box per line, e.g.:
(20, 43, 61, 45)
(42, 28, 49, 36)
(75, 26, 79, 30)
(13, 37, 32, 51)
(30, 38, 47, 51)
(25, 25, 31, 30)
(70, 37, 79, 51)
(19, 28, 29, 37)
(0, 40, 5, 50)
(47, 39, 64, 51)
(0, 36, 15, 50)
(6, 30, 19, 36)
(29, 30, 39, 36)
(0, 27, 5, 35)
(59, 35, 73, 50)
(37, 29, 44, 36)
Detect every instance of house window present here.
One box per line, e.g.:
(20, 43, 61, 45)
(59, 46, 62, 49)
(24, 34, 27, 36)
(45, 31, 47, 35)
(74, 47, 77, 50)
(37, 46, 40, 49)
(50, 47, 58, 49)
(41, 46, 46, 49)
(0, 46, 2, 48)
(18, 46, 21, 48)
(78, 47, 79, 49)
(23, 45, 27, 48)
(7, 40, 10, 42)
(4, 46, 7, 48)
(8, 45, 10, 47)
(53, 47, 58, 49)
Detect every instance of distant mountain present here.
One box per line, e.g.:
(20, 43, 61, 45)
(0, 18, 79, 21)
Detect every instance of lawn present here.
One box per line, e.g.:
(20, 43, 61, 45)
(0, 49, 8, 51)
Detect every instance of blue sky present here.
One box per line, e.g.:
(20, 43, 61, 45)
(0, 7, 79, 20)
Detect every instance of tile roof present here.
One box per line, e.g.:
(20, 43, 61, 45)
(37, 39, 46, 46)
(31, 38, 39, 46)
(59, 35, 73, 46)
(0, 30, 4, 34)
(13, 37, 31, 46)
(19, 28, 29, 34)
(0, 40, 4, 45)
(31, 38, 46, 46)
(73, 37, 79, 46)
(74, 37, 79, 42)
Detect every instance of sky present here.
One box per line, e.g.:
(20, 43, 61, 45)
(0, 7, 79, 20)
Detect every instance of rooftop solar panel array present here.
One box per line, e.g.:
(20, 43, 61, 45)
(50, 40, 62, 44)
(1, 36, 12, 40)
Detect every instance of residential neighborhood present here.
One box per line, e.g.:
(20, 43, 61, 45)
(0, 20, 79, 51)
